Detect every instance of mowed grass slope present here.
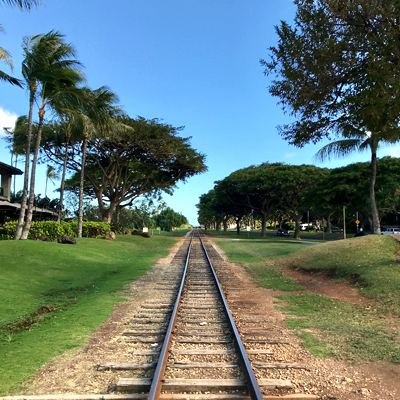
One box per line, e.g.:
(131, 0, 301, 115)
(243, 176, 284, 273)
(216, 235, 400, 363)
(0, 234, 179, 395)
(213, 238, 306, 291)
(278, 234, 400, 314)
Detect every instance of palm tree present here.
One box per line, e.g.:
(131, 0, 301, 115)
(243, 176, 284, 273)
(1, 0, 41, 9)
(72, 87, 123, 237)
(15, 31, 84, 240)
(315, 131, 400, 234)
(44, 165, 59, 197)
(56, 124, 71, 222)
(0, 24, 22, 87)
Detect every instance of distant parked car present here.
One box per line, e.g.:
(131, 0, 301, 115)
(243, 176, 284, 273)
(381, 228, 400, 235)
(331, 227, 343, 233)
(277, 228, 290, 237)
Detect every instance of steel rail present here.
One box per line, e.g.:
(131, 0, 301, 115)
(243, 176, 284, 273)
(198, 233, 264, 400)
(147, 231, 194, 400)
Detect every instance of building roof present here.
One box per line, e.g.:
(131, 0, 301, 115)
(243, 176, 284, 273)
(0, 200, 57, 216)
(0, 161, 23, 175)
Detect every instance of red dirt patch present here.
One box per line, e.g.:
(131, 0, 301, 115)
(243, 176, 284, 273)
(283, 267, 371, 305)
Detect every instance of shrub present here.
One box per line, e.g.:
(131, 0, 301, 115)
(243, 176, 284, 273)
(110, 223, 124, 234)
(0, 221, 111, 240)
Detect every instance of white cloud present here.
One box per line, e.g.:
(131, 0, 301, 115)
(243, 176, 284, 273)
(382, 144, 400, 158)
(284, 153, 296, 159)
(0, 107, 18, 137)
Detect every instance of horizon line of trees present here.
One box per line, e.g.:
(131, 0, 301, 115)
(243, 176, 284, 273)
(197, 157, 400, 239)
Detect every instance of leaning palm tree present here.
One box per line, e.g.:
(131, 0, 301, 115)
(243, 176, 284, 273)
(0, 24, 22, 87)
(315, 130, 400, 234)
(15, 31, 84, 240)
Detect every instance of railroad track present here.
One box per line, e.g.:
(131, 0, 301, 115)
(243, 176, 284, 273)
(97, 230, 314, 400)
(2, 230, 317, 400)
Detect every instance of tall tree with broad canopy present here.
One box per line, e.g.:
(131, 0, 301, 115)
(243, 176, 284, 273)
(213, 177, 249, 235)
(196, 189, 234, 232)
(219, 163, 284, 237)
(262, 0, 400, 234)
(266, 164, 326, 239)
(307, 157, 400, 230)
(44, 116, 207, 223)
(156, 207, 188, 231)
(16, 31, 84, 240)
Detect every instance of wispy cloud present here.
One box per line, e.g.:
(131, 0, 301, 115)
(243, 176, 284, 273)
(284, 153, 296, 159)
(0, 107, 18, 137)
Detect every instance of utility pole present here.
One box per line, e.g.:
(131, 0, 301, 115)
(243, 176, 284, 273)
(343, 205, 346, 239)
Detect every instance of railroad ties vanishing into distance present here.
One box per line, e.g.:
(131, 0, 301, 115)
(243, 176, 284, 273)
(3, 230, 318, 400)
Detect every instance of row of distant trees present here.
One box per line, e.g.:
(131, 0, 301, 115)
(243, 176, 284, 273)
(80, 201, 188, 232)
(197, 158, 400, 239)
(1, 1, 205, 239)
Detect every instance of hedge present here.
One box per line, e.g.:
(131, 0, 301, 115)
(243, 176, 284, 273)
(0, 221, 111, 240)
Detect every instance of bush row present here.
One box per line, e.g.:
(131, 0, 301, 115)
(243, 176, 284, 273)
(0, 221, 111, 240)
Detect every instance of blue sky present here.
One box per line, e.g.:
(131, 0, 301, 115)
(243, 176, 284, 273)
(1, 0, 399, 224)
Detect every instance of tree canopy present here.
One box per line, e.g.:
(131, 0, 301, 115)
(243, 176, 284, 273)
(45, 116, 207, 222)
(262, 0, 400, 147)
(156, 207, 188, 231)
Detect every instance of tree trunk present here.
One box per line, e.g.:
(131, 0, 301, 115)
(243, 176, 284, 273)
(261, 213, 267, 237)
(58, 133, 70, 223)
(15, 88, 35, 240)
(370, 150, 381, 234)
(293, 214, 302, 239)
(327, 211, 333, 233)
(223, 218, 228, 233)
(113, 204, 121, 223)
(21, 105, 45, 240)
(77, 135, 88, 238)
(101, 202, 117, 223)
(14, 154, 17, 195)
(236, 219, 241, 235)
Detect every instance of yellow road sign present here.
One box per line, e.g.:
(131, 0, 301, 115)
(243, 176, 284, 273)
(356, 220, 360, 224)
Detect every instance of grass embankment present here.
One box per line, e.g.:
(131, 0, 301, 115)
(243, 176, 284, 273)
(0, 233, 182, 395)
(213, 238, 306, 290)
(215, 235, 400, 364)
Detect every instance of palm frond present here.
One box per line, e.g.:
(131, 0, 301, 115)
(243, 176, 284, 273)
(314, 139, 363, 162)
(0, 70, 23, 87)
(1, 0, 42, 10)
(0, 46, 13, 69)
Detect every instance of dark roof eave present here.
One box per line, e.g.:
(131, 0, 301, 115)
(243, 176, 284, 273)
(0, 161, 23, 175)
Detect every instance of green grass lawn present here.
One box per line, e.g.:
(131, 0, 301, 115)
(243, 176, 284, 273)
(214, 237, 306, 291)
(215, 235, 400, 364)
(0, 234, 181, 395)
